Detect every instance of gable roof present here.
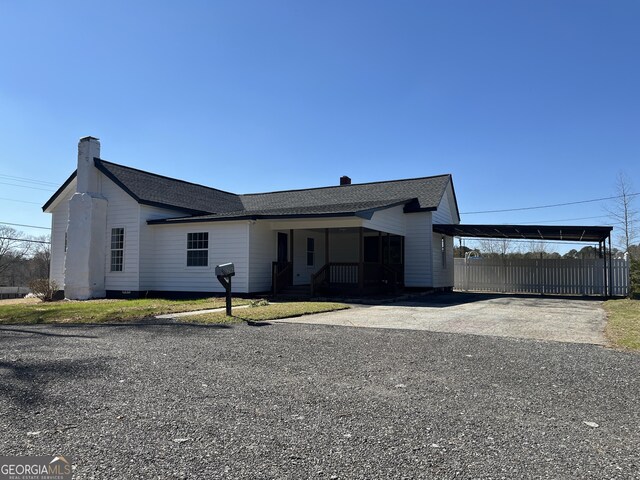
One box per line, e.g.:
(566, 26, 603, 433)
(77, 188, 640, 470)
(96, 160, 243, 215)
(43, 158, 459, 222)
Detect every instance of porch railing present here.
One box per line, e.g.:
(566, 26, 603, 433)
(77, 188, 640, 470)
(272, 261, 293, 294)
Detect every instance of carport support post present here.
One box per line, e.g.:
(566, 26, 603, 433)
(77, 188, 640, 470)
(602, 240, 608, 298)
(608, 234, 613, 298)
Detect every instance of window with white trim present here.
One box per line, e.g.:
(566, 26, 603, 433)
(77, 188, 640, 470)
(306, 237, 315, 267)
(110, 228, 124, 272)
(187, 232, 209, 267)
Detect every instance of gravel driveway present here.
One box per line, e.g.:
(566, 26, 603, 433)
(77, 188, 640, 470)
(1, 321, 638, 479)
(281, 293, 607, 345)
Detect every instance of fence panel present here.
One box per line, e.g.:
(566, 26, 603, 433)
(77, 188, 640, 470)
(454, 257, 630, 296)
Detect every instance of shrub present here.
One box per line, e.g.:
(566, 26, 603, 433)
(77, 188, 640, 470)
(28, 278, 60, 302)
(249, 299, 270, 308)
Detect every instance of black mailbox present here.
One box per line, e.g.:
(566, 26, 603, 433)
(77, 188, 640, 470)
(215, 263, 235, 316)
(215, 263, 235, 278)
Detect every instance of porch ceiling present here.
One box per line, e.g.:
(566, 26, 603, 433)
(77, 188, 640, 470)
(433, 224, 613, 242)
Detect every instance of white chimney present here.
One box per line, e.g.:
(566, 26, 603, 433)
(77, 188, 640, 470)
(76, 136, 101, 193)
(64, 136, 107, 299)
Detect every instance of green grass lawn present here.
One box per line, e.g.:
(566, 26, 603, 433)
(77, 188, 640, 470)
(0, 297, 250, 324)
(184, 302, 350, 324)
(604, 299, 640, 351)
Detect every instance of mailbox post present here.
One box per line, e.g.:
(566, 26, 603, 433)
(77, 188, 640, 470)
(215, 263, 235, 316)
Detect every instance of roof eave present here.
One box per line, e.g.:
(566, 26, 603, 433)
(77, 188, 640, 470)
(147, 211, 362, 226)
(42, 170, 77, 212)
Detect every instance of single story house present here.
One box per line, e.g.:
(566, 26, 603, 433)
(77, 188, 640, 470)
(43, 137, 460, 299)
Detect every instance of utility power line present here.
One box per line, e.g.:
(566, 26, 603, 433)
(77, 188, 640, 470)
(0, 197, 42, 205)
(0, 236, 50, 244)
(0, 181, 55, 192)
(517, 215, 612, 225)
(0, 173, 59, 187)
(0, 221, 51, 230)
(461, 192, 640, 215)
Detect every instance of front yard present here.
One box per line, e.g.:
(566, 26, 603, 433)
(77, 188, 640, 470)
(0, 297, 248, 324)
(0, 297, 349, 325)
(2, 295, 638, 353)
(184, 301, 350, 324)
(604, 298, 640, 351)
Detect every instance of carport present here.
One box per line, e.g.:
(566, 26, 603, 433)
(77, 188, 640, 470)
(433, 224, 622, 296)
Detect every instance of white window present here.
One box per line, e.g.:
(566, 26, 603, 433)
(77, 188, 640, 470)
(187, 232, 209, 267)
(110, 228, 125, 272)
(306, 237, 315, 267)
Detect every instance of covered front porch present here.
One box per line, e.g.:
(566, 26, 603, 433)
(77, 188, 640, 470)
(271, 226, 404, 296)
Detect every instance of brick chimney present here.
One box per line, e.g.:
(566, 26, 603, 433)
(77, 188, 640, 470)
(340, 176, 351, 186)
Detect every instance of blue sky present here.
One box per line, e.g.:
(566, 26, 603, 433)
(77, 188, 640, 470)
(1, 1, 638, 252)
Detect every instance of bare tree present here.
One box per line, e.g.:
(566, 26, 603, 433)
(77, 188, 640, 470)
(477, 238, 512, 257)
(28, 234, 52, 280)
(606, 172, 639, 254)
(0, 226, 32, 283)
(522, 240, 556, 258)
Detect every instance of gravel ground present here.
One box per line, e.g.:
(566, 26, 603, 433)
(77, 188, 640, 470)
(1, 321, 639, 479)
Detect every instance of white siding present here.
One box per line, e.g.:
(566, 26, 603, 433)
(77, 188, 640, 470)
(49, 188, 74, 286)
(431, 233, 454, 288)
(144, 222, 250, 293)
(432, 181, 458, 225)
(431, 180, 456, 288)
(248, 221, 275, 292)
(362, 204, 407, 235)
(404, 211, 433, 287)
(102, 174, 141, 292)
(139, 204, 187, 291)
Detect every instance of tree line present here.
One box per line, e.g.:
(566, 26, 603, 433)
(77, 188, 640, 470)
(0, 225, 50, 287)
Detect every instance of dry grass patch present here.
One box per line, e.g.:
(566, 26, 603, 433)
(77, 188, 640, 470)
(185, 302, 350, 324)
(0, 297, 41, 306)
(604, 299, 640, 351)
(0, 297, 250, 325)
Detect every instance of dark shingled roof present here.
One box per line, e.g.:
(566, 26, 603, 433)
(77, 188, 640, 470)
(147, 198, 417, 224)
(43, 158, 458, 222)
(95, 160, 243, 215)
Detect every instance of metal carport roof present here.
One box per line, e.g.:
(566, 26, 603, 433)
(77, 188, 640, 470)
(432, 224, 613, 243)
(433, 223, 617, 297)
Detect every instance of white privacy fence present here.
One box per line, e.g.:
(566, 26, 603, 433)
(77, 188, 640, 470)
(0, 286, 30, 299)
(454, 257, 630, 297)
